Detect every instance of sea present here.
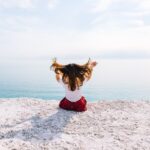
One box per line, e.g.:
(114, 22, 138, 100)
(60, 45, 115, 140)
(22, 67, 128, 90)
(0, 58, 150, 101)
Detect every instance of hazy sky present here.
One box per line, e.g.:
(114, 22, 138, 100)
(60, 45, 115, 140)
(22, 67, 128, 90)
(0, 0, 150, 59)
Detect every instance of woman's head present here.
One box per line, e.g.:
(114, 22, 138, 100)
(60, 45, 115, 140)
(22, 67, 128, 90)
(51, 59, 94, 91)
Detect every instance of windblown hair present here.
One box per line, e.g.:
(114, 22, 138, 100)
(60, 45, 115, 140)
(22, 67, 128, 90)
(51, 59, 93, 91)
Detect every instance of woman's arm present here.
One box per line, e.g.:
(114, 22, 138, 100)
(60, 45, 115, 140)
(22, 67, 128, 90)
(85, 61, 97, 81)
(56, 73, 63, 82)
(50, 58, 64, 83)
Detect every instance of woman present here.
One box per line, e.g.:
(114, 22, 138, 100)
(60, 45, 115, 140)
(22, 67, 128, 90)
(51, 58, 97, 112)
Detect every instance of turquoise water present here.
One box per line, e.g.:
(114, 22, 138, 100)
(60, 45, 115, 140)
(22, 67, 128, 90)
(0, 59, 150, 101)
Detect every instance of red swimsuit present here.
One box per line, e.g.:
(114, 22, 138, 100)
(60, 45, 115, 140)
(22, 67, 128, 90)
(59, 96, 87, 112)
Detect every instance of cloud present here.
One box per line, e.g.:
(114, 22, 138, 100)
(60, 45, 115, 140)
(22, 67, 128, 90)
(0, 0, 33, 8)
(0, 0, 150, 60)
(48, 0, 58, 9)
(1, 25, 150, 59)
(0, 15, 43, 33)
(130, 19, 144, 26)
(139, 0, 150, 10)
(88, 0, 150, 30)
(0, 0, 58, 9)
(91, 13, 146, 29)
(91, 0, 112, 12)
(120, 11, 150, 17)
(90, 0, 150, 13)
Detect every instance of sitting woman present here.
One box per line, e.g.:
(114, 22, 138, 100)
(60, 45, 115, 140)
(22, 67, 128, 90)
(50, 58, 97, 112)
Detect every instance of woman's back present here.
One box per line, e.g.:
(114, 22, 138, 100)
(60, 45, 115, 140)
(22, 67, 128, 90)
(59, 75, 83, 102)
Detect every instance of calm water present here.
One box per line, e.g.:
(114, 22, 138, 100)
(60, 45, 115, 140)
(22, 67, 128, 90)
(0, 59, 150, 101)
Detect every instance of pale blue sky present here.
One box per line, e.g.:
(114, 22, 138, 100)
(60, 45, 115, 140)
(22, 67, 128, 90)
(0, 0, 150, 59)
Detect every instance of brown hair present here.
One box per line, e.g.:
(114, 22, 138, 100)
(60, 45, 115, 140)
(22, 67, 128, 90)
(51, 60, 93, 91)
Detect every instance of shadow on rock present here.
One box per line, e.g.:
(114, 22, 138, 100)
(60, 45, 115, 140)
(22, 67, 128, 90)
(0, 108, 77, 141)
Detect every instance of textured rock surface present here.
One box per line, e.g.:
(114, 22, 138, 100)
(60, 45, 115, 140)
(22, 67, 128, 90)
(0, 98, 150, 150)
